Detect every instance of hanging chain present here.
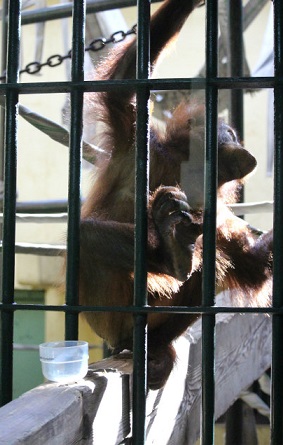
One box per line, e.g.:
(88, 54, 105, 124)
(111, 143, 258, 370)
(0, 24, 137, 81)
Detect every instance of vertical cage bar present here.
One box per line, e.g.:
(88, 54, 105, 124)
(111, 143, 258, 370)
(202, 0, 218, 443)
(225, 2, 246, 441)
(0, 0, 8, 175)
(0, 0, 21, 406)
(228, 0, 244, 132)
(271, 0, 283, 443)
(65, 0, 85, 340)
(132, 0, 150, 443)
(228, 0, 244, 207)
(0, 0, 9, 301)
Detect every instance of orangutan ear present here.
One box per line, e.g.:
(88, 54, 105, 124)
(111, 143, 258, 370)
(218, 145, 257, 186)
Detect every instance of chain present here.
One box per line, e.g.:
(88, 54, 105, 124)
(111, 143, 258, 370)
(0, 24, 137, 81)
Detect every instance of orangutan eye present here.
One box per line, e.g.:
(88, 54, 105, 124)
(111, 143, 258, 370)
(227, 128, 237, 143)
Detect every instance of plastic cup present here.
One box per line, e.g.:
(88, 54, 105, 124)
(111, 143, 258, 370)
(39, 340, 89, 383)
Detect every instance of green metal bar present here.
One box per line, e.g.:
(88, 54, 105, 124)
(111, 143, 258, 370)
(17, 0, 267, 28)
(0, 0, 8, 182)
(0, 77, 278, 97)
(132, 0, 150, 443)
(229, 0, 244, 131)
(271, 1, 283, 443)
(0, 2, 8, 392)
(65, 0, 85, 340)
(0, 302, 282, 315)
(0, 0, 21, 406)
(229, 0, 244, 208)
(225, 2, 247, 441)
(202, 0, 218, 443)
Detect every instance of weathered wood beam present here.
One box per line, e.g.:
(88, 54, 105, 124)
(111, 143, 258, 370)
(0, 305, 272, 445)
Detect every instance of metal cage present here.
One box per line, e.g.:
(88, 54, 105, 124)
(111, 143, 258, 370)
(0, 1, 282, 444)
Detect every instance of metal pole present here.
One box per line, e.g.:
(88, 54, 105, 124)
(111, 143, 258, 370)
(271, 0, 283, 443)
(202, 0, 218, 443)
(0, 0, 21, 406)
(132, 0, 150, 443)
(225, 3, 257, 442)
(19, 0, 160, 26)
(65, 0, 85, 340)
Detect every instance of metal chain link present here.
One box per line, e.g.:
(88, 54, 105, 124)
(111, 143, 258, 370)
(0, 24, 137, 81)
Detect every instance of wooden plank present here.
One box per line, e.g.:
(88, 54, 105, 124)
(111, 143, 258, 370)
(0, 385, 83, 445)
(152, 309, 271, 445)
(0, 299, 272, 445)
(89, 350, 133, 375)
(0, 371, 128, 445)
